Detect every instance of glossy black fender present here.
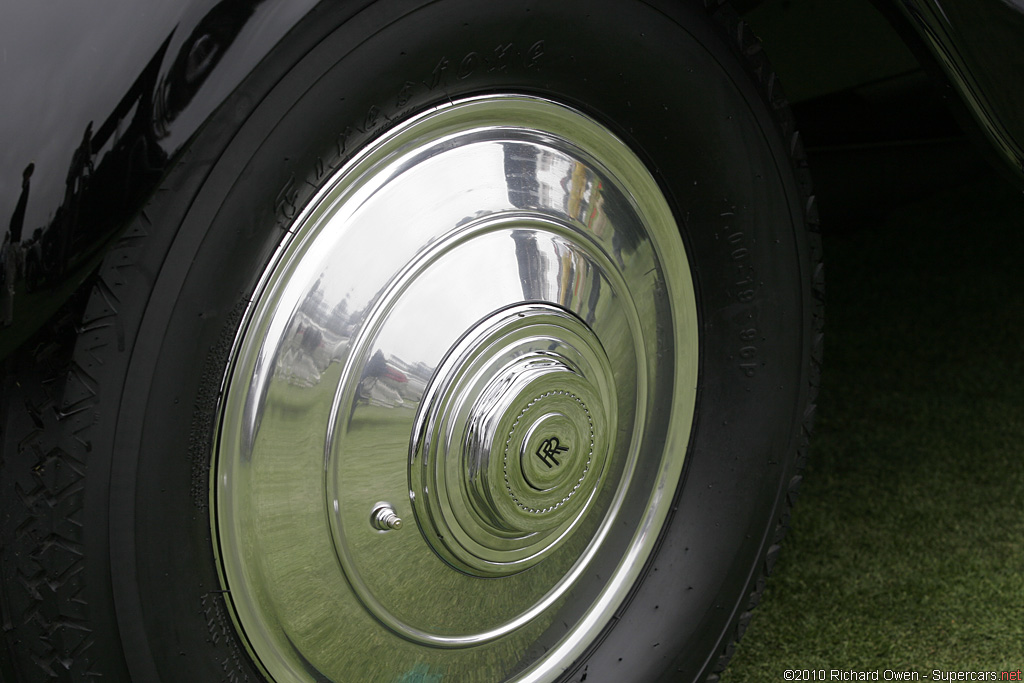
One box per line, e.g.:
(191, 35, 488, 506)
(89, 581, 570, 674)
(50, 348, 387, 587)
(1, 0, 1023, 358)
(0, 0, 328, 356)
(885, 0, 1024, 180)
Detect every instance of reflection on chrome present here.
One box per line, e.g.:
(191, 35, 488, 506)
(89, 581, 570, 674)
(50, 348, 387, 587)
(214, 95, 698, 683)
(266, 136, 624, 402)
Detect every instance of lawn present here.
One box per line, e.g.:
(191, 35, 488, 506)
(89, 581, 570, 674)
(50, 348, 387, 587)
(722, 172, 1024, 679)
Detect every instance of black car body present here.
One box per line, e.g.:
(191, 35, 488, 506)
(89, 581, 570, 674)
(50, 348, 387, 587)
(1, 0, 1022, 355)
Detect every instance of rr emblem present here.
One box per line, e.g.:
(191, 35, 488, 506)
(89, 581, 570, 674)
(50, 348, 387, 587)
(535, 437, 568, 468)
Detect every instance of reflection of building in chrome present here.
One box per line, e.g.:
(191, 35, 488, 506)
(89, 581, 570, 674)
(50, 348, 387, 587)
(504, 142, 619, 324)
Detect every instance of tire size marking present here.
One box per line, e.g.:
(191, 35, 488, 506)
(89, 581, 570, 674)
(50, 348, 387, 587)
(719, 212, 760, 378)
(275, 174, 298, 224)
(426, 40, 545, 91)
(328, 127, 354, 171)
(739, 327, 758, 378)
(396, 80, 416, 107)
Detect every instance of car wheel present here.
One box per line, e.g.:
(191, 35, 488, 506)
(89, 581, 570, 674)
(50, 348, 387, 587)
(0, 1, 822, 681)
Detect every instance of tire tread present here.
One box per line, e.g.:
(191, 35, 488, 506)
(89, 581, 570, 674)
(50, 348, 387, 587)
(0, 292, 101, 682)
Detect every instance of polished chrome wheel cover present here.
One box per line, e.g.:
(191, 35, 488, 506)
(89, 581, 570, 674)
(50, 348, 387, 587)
(213, 96, 698, 682)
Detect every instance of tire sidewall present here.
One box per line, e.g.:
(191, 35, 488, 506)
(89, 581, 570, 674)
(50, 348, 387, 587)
(105, 1, 811, 680)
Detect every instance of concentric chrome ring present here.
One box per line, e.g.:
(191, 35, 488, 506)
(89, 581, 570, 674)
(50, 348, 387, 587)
(410, 303, 614, 577)
(213, 95, 698, 682)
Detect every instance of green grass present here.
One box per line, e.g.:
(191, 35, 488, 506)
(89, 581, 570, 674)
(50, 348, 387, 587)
(722, 176, 1024, 680)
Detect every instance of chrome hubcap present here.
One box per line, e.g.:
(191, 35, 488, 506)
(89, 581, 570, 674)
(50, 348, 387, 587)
(213, 95, 698, 682)
(412, 303, 614, 577)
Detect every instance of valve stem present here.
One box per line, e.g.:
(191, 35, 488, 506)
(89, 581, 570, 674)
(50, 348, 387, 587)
(371, 504, 403, 531)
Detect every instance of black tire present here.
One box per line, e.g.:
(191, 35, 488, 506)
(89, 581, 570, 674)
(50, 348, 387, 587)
(0, 1, 822, 681)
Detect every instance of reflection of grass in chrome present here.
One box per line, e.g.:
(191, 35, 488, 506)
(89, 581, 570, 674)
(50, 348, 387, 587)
(238, 257, 672, 680)
(242, 363, 572, 681)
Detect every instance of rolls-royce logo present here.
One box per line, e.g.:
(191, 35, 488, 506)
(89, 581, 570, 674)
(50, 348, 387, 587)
(535, 437, 568, 468)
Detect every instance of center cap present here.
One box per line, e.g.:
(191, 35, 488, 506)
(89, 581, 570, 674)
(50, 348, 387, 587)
(508, 393, 594, 509)
(519, 408, 585, 492)
(410, 303, 616, 577)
